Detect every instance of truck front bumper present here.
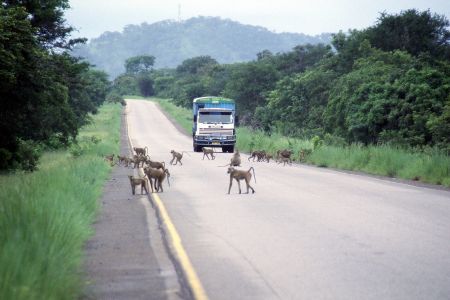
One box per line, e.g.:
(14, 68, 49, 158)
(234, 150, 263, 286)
(194, 135, 236, 146)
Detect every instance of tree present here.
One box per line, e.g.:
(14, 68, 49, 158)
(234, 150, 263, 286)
(324, 47, 450, 147)
(2, 0, 85, 49)
(274, 44, 333, 75)
(0, 5, 109, 170)
(176, 56, 218, 75)
(223, 62, 279, 118)
(125, 55, 155, 74)
(366, 9, 450, 60)
(137, 73, 154, 97)
(257, 67, 337, 136)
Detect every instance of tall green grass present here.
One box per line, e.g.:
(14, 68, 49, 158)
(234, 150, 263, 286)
(154, 98, 192, 133)
(152, 98, 450, 187)
(0, 103, 121, 300)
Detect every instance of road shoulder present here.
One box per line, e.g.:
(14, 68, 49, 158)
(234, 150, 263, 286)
(82, 108, 183, 300)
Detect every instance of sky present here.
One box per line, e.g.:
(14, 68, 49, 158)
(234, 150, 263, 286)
(65, 0, 450, 40)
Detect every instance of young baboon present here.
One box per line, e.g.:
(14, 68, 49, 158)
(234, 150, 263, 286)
(265, 154, 273, 163)
(170, 150, 187, 165)
(227, 167, 256, 194)
(128, 175, 148, 195)
(117, 154, 128, 166)
(256, 150, 266, 162)
(104, 154, 115, 166)
(131, 155, 146, 168)
(299, 149, 312, 162)
(277, 156, 292, 166)
(202, 147, 215, 160)
(134, 146, 148, 156)
(248, 150, 264, 162)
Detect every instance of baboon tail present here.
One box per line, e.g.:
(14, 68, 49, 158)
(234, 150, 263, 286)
(249, 167, 256, 183)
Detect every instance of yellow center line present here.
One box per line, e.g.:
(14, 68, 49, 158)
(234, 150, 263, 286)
(152, 193, 209, 300)
(125, 100, 208, 300)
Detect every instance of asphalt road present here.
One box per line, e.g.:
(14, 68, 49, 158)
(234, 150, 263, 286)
(126, 99, 450, 300)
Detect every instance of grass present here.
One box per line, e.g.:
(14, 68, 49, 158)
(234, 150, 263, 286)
(0, 103, 122, 300)
(150, 97, 450, 188)
(153, 98, 192, 133)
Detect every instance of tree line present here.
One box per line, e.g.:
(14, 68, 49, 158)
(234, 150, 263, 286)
(111, 9, 450, 152)
(0, 1, 110, 171)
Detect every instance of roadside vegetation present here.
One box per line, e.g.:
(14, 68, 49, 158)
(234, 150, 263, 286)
(0, 103, 121, 300)
(153, 98, 450, 187)
(108, 9, 449, 188)
(0, 2, 110, 172)
(110, 9, 450, 153)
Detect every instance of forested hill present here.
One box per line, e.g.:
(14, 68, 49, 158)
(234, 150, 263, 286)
(72, 16, 331, 78)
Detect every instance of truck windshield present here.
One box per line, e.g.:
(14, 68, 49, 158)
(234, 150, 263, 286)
(198, 111, 232, 124)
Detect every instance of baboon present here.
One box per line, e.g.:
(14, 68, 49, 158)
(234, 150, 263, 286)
(248, 150, 265, 162)
(117, 155, 128, 166)
(265, 154, 273, 163)
(256, 150, 266, 162)
(144, 167, 171, 193)
(146, 158, 166, 170)
(128, 175, 148, 195)
(123, 156, 134, 167)
(230, 149, 241, 167)
(227, 167, 256, 194)
(134, 146, 148, 156)
(132, 155, 146, 168)
(277, 149, 293, 161)
(217, 149, 241, 167)
(104, 154, 115, 166)
(277, 156, 292, 166)
(202, 147, 215, 160)
(155, 168, 170, 192)
(170, 150, 188, 165)
(299, 149, 312, 162)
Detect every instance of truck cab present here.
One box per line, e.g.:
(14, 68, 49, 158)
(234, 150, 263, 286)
(192, 97, 236, 153)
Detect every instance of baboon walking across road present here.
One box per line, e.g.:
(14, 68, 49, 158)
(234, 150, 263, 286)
(227, 167, 256, 194)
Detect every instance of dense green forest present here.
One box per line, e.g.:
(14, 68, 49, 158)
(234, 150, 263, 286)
(0, 1, 110, 171)
(73, 16, 331, 78)
(111, 9, 450, 152)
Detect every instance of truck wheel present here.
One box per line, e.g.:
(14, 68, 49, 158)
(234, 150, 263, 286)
(194, 144, 202, 152)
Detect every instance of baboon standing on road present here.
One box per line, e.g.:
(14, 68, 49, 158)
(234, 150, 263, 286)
(227, 167, 256, 194)
(128, 175, 148, 195)
(202, 147, 215, 160)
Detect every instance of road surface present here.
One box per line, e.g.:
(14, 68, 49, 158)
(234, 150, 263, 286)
(126, 99, 450, 300)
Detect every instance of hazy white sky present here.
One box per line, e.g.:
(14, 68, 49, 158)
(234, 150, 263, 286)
(65, 0, 450, 40)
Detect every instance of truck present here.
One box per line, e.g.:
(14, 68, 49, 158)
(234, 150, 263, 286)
(192, 96, 237, 153)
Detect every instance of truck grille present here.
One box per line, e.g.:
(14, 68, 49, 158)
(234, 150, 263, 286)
(199, 128, 233, 135)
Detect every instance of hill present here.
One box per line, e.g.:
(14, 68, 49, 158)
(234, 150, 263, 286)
(72, 16, 332, 78)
